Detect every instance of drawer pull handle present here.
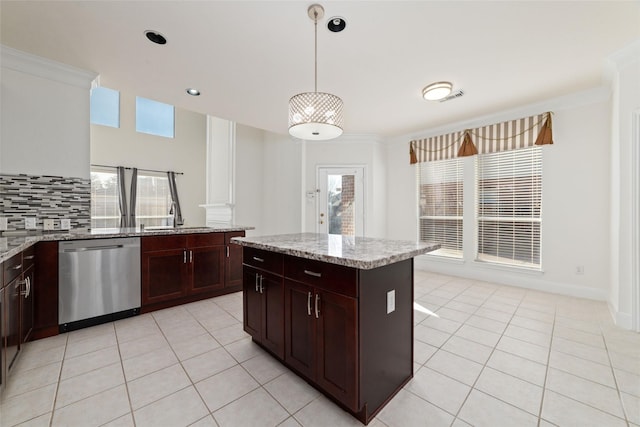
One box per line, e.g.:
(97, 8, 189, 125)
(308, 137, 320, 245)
(315, 294, 320, 318)
(307, 292, 312, 316)
(12, 264, 22, 270)
(304, 270, 322, 278)
(253, 257, 265, 263)
(23, 255, 35, 260)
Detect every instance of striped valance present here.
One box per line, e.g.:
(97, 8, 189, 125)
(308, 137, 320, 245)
(410, 112, 553, 164)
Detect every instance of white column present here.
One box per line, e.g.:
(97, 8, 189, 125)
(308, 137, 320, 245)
(201, 115, 236, 225)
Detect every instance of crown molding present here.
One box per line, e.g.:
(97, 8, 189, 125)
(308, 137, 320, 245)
(388, 85, 611, 146)
(1, 45, 97, 89)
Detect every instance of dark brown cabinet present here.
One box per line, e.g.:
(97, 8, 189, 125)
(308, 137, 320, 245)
(225, 232, 244, 288)
(141, 231, 244, 312)
(284, 266, 358, 411)
(242, 246, 415, 425)
(242, 248, 285, 359)
(1, 247, 37, 391)
(244, 267, 284, 358)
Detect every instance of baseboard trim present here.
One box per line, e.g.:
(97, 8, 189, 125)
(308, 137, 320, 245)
(608, 302, 633, 330)
(414, 257, 608, 302)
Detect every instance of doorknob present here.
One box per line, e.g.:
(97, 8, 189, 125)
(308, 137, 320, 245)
(319, 221, 324, 224)
(320, 213, 324, 217)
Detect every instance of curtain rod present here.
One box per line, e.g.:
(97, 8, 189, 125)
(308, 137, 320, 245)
(91, 164, 184, 175)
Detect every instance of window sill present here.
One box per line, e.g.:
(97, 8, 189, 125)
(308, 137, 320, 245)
(418, 253, 465, 265)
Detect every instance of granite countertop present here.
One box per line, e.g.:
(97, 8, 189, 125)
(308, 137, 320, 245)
(232, 232, 440, 270)
(0, 224, 254, 263)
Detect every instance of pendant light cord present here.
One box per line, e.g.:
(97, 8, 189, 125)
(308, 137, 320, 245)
(314, 10, 318, 93)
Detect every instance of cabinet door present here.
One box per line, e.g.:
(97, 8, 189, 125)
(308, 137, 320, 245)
(141, 249, 187, 305)
(5, 277, 21, 372)
(189, 246, 225, 294)
(243, 267, 262, 340)
(315, 289, 358, 411)
(21, 266, 34, 343)
(261, 271, 284, 359)
(225, 232, 244, 288)
(284, 280, 315, 379)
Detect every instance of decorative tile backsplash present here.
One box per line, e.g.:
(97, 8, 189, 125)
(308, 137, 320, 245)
(0, 173, 91, 231)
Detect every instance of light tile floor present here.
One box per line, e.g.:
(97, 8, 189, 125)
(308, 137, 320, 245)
(2, 270, 639, 426)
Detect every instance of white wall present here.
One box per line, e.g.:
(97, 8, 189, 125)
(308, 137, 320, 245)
(260, 132, 303, 235)
(1, 46, 96, 178)
(302, 136, 387, 237)
(91, 90, 207, 226)
(386, 89, 613, 301)
(235, 124, 265, 236)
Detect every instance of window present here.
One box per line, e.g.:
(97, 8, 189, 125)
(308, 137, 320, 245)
(135, 173, 173, 227)
(418, 157, 464, 258)
(90, 169, 120, 228)
(477, 146, 542, 268)
(90, 87, 120, 128)
(136, 96, 174, 138)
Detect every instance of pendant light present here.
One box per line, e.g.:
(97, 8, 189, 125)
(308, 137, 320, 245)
(288, 4, 344, 141)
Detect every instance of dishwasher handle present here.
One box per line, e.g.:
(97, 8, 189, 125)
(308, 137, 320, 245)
(62, 244, 125, 252)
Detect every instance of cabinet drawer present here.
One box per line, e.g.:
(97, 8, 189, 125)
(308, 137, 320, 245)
(142, 235, 186, 252)
(243, 247, 283, 275)
(22, 246, 36, 270)
(187, 233, 224, 248)
(284, 255, 357, 298)
(3, 253, 23, 284)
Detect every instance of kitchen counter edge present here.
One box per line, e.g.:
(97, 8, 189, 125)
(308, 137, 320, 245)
(0, 225, 254, 263)
(232, 233, 440, 270)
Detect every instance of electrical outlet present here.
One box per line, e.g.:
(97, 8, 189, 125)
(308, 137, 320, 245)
(387, 290, 396, 314)
(25, 217, 37, 229)
(0, 217, 7, 231)
(43, 219, 55, 230)
(576, 265, 584, 275)
(61, 219, 71, 230)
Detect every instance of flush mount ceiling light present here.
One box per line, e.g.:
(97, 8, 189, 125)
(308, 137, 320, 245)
(422, 81, 453, 101)
(144, 30, 167, 45)
(186, 88, 200, 96)
(288, 4, 344, 141)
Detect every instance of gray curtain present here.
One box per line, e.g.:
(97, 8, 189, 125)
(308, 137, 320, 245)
(117, 166, 128, 228)
(167, 171, 184, 226)
(129, 168, 138, 227)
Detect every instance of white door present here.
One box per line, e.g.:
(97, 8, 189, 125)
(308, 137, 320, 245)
(317, 167, 364, 236)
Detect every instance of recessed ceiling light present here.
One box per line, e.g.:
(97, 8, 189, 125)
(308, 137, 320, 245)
(327, 17, 346, 32)
(145, 30, 167, 45)
(186, 88, 200, 96)
(422, 81, 453, 101)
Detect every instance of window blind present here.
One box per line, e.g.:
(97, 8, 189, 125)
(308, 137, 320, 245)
(418, 157, 464, 258)
(477, 146, 542, 268)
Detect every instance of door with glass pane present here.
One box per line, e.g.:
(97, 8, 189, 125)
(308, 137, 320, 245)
(317, 167, 364, 236)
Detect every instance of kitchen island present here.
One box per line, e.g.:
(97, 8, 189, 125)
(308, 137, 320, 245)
(232, 233, 439, 425)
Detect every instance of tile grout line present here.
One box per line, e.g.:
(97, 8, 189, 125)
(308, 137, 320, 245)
(536, 299, 557, 427)
(113, 320, 137, 427)
(48, 333, 69, 427)
(600, 321, 633, 427)
(442, 281, 526, 426)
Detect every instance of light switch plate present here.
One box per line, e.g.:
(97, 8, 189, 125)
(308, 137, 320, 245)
(387, 290, 395, 314)
(0, 217, 7, 231)
(43, 219, 55, 230)
(61, 219, 71, 230)
(25, 217, 37, 229)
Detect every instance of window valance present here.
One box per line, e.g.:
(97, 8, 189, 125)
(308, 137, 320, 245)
(410, 112, 553, 164)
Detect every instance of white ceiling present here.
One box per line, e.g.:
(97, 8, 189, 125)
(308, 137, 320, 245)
(1, 1, 639, 138)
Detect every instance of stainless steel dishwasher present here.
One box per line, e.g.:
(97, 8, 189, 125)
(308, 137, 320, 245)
(59, 237, 141, 332)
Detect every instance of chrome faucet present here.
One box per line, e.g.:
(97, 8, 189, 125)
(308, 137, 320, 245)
(169, 201, 178, 227)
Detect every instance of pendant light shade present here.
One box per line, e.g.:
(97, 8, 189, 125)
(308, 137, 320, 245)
(289, 92, 343, 140)
(288, 4, 344, 141)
